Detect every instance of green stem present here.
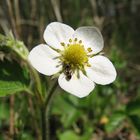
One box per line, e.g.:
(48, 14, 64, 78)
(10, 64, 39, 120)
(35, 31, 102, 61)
(41, 80, 58, 140)
(28, 63, 42, 94)
(45, 80, 58, 108)
(41, 105, 47, 140)
(25, 62, 43, 103)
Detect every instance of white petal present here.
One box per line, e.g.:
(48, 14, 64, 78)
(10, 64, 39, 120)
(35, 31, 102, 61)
(86, 55, 117, 85)
(44, 22, 74, 49)
(28, 44, 61, 75)
(73, 27, 104, 54)
(58, 72, 95, 98)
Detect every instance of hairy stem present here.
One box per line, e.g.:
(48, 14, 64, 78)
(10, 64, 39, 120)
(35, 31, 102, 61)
(45, 80, 58, 108)
(41, 105, 47, 140)
(41, 80, 58, 140)
(25, 62, 43, 104)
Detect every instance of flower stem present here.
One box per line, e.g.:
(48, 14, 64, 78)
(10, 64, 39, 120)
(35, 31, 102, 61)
(41, 80, 58, 140)
(41, 105, 47, 140)
(45, 80, 58, 108)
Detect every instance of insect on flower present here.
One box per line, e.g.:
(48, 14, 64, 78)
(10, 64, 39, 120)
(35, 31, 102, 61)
(28, 22, 117, 98)
(63, 63, 73, 81)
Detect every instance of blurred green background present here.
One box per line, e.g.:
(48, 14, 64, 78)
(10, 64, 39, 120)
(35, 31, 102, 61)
(0, 0, 140, 140)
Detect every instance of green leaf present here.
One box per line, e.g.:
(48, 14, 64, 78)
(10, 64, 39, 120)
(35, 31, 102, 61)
(129, 115, 140, 137)
(52, 94, 82, 128)
(0, 103, 10, 128)
(0, 103, 9, 120)
(105, 111, 126, 133)
(58, 130, 80, 140)
(0, 59, 29, 97)
(80, 127, 93, 140)
(21, 133, 34, 140)
(126, 99, 140, 116)
(0, 135, 4, 140)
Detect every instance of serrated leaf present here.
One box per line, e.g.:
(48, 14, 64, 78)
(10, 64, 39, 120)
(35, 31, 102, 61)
(0, 81, 26, 96)
(0, 59, 29, 97)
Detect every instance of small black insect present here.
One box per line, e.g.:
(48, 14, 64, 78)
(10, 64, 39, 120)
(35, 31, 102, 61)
(63, 63, 72, 81)
(65, 74, 72, 81)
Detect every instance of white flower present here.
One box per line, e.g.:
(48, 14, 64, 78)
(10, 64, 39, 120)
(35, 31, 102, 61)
(28, 22, 117, 98)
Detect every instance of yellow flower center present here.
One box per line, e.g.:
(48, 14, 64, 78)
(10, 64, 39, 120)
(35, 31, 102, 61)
(63, 43, 88, 67)
(59, 38, 91, 71)
(55, 38, 93, 80)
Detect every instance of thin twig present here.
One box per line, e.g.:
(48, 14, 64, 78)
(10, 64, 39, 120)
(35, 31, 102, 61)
(27, 0, 37, 48)
(89, 0, 104, 29)
(39, 0, 45, 42)
(14, 0, 21, 37)
(18, 20, 38, 26)
(50, 0, 63, 22)
(6, 0, 18, 38)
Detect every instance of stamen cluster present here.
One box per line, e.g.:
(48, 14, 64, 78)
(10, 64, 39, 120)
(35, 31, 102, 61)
(59, 38, 92, 71)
